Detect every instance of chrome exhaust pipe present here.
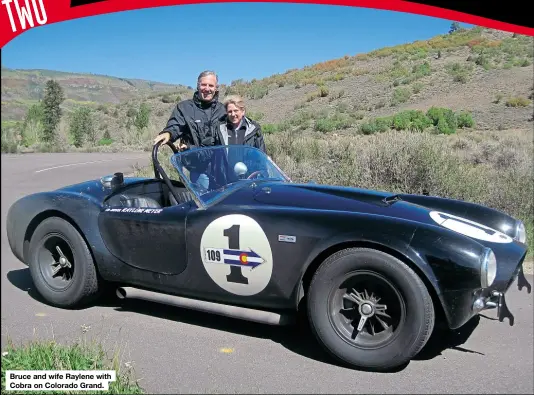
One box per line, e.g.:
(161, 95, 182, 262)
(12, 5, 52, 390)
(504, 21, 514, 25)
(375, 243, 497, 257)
(116, 287, 294, 326)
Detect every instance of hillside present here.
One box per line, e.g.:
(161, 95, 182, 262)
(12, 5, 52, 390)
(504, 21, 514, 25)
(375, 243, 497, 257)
(2, 27, 533, 146)
(1, 67, 191, 121)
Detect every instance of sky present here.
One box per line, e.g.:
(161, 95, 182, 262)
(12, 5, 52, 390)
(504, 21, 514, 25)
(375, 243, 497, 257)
(1, 3, 469, 86)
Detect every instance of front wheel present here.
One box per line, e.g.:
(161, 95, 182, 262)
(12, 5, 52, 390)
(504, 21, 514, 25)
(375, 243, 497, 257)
(307, 248, 435, 371)
(28, 217, 100, 308)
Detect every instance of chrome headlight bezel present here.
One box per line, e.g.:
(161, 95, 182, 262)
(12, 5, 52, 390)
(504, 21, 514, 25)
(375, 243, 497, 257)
(515, 220, 527, 244)
(480, 248, 497, 288)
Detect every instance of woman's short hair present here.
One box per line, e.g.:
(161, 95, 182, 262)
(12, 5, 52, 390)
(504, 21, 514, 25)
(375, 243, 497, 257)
(223, 95, 245, 111)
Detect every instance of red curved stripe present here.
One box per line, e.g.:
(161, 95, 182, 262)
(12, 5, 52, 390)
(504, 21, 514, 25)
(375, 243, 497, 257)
(1, 0, 533, 49)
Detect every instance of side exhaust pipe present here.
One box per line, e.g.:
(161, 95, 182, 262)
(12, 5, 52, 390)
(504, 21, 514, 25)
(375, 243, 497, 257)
(116, 287, 294, 326)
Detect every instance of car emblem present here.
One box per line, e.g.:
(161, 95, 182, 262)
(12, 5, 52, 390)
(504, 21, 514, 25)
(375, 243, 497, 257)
(278, 235, 296, 243)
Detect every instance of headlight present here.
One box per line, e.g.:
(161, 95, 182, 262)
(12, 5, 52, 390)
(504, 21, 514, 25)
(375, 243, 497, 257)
(480, 248, 497, 288)
(515, 220, 527, 244)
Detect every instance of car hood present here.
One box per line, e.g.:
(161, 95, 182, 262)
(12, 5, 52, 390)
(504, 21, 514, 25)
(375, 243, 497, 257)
(252, 182, 521, 242)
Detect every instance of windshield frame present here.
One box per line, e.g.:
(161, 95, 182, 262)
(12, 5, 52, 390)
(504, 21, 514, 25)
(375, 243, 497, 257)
(169, 145, 291, 210)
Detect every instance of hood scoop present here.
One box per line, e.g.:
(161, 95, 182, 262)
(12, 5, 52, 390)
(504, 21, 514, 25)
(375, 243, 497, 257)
(253, 183, 395, 210)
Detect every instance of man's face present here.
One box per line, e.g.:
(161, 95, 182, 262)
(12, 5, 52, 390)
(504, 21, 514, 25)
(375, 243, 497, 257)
(197, 75, 218, 102)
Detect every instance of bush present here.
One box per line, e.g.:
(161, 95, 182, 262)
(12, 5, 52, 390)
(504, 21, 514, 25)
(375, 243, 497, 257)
(314, 113, 353, 133)
(161, 95, 173, 103)
(69, 106, 95, 147)
(505, 97, 531, 107)
(359, 117, 391, 135)
(391, 87, 411, 106)
(426, 107, 457, 134)
(392, 110, 433, 132)
(446, 62, 473, 83)
(262, 124, 278, 134)
(457, 111, 475, 128)
(99, 137, 113, 146)
(359, 107, 473, 135)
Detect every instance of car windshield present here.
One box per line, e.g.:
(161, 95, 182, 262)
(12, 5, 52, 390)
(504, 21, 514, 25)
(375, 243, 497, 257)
(170, 145, 291, 207)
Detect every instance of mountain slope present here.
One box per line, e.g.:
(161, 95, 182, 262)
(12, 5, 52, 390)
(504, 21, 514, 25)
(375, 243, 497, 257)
(84, 26, 532, 147)
(1, 68, 191, 121)
(2, 26, 532, 146)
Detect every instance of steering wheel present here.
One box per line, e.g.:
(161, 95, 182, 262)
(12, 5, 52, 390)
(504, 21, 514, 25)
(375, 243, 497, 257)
(152, 140, 179, 180)
(152, 140, 182, 205)
(247, 170, 265, 180)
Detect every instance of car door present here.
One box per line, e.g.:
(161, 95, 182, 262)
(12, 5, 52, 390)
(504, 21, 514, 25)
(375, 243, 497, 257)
(98, 203, 191, 275)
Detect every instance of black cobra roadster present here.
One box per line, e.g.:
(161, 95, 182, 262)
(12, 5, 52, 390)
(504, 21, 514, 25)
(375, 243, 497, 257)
(6, 142, 531, 371)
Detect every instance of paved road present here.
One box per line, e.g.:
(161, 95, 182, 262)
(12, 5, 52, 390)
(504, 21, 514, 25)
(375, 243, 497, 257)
(1, 152, 533, 394)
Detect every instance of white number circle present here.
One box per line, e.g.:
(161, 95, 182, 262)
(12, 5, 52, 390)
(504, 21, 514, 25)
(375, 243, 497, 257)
(200, 214, 273, 296)
(429, 211, 513, 243)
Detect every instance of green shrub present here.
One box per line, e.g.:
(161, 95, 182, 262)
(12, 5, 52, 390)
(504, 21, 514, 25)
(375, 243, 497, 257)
(99, 137, 113, 146)
(262, 124, 278, 134)
(412, 61, 432, 78)
(318, 85, 329, 97)
(505, 97, 531, 107)
(457, 111, 475, 128)
(393, 110, 433, 132)
(446, 62, 473, 83)
(391, 87, 411, 106)
(314, 113, 353, 133)
(426, 107, 457, 134)
(359, 107, 474, 135)
(247, 111, 264, 121)
(359, 117, 391, 135)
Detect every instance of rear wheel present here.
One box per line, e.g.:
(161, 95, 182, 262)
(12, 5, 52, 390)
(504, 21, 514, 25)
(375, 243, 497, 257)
(28, 217, 100, 308)
(307, 248, 435, 371)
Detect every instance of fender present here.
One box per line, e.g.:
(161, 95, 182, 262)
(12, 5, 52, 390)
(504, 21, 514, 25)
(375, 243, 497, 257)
(294, 214, 492, 329)
(7, 191, 106, 270)
(294, 217, 420, 304)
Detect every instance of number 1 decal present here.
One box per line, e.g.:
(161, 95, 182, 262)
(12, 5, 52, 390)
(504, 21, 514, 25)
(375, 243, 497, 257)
(224, 224, 249, 284)
(200, 214, 274, 296)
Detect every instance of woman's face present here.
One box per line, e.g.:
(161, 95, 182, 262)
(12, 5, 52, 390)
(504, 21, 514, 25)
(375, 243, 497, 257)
(226, 103, 244, 125)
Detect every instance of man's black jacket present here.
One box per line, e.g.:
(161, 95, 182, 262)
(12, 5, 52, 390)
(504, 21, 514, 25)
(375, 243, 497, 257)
(161, 91, 226, 148)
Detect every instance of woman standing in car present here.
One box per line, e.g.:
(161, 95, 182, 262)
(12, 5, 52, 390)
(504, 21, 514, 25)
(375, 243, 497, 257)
(218, 95, 266, 152)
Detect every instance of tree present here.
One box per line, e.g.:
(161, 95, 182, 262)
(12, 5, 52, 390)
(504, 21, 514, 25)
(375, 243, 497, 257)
(41, 80, 65, 143)
(449, 22, 460, 34)
(133, 103, 150, 133)
(69, 106, 95, 147)
(22, 102, 44, 146)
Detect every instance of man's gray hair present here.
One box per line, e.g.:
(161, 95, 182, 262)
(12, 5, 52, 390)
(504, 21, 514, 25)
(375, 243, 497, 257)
(197, 70, 218, 83)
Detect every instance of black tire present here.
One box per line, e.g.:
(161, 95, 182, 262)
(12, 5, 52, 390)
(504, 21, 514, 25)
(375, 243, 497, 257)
(307, 247, 435, 371)
(28, 217, 100, 308)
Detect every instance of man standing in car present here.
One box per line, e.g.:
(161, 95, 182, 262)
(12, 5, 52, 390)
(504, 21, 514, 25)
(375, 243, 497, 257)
(154, 70, 226, 150)
(154, 70, 226, 189)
